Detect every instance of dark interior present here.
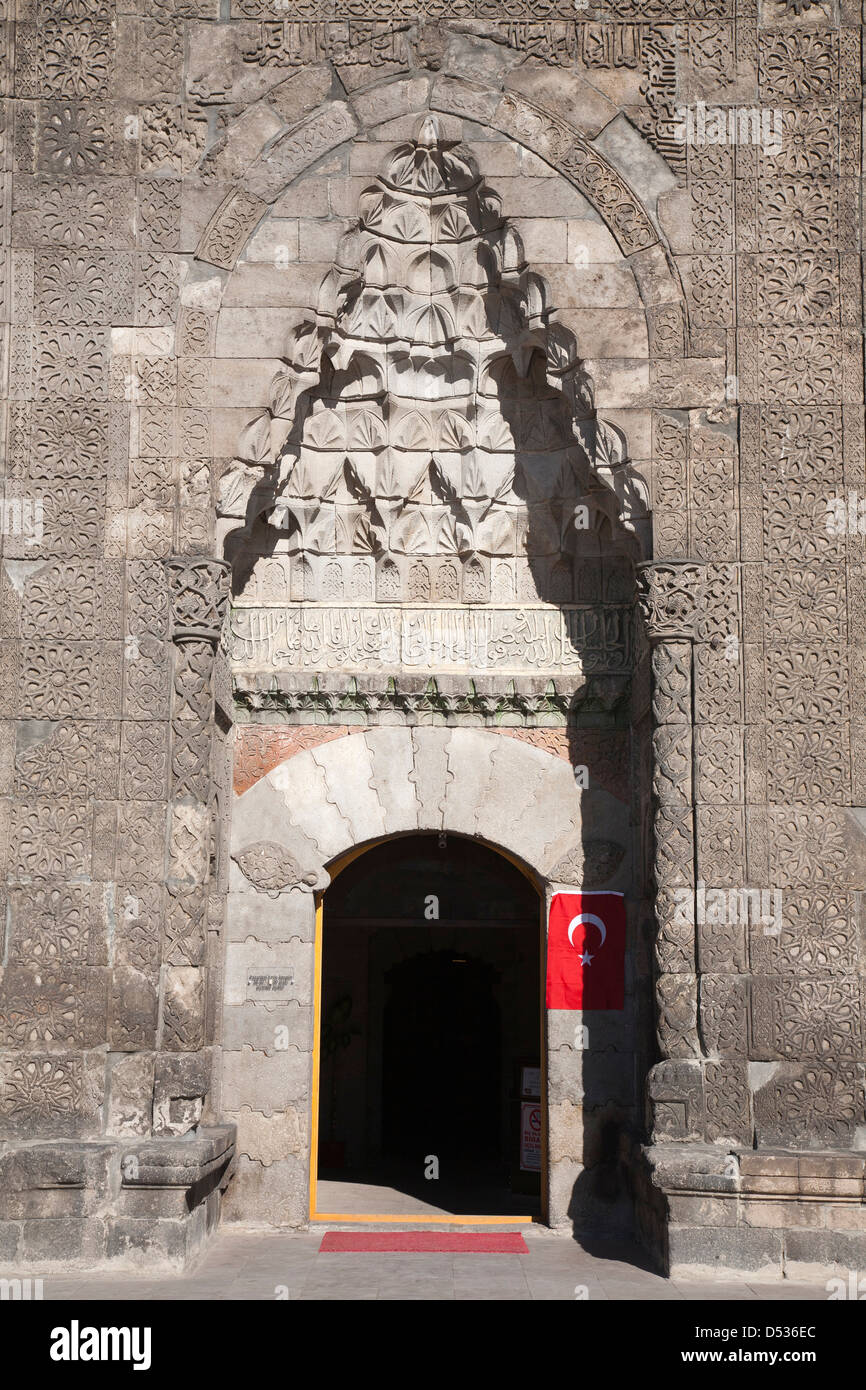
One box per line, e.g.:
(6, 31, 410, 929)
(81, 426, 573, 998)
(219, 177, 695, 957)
(317, 833, 542, 1215)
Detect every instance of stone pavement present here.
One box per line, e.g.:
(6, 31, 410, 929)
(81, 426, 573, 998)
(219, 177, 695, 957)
(28, 1228, 832, 1301)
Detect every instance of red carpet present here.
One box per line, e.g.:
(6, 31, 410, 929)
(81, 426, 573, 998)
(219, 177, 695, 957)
(319, 1232, 529, 1253)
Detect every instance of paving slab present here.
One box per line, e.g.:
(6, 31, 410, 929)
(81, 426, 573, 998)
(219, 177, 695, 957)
(16, 1227, 833, 1301)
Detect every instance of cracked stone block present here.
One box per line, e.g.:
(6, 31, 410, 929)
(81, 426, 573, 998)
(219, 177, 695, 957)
(152, 1051, 213, 1138)
(106, 1052, 155, 1138)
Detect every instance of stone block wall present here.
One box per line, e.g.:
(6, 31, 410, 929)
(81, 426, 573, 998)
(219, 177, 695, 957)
(226, 724, 643, 1229)
(0, 2, 863, 1271)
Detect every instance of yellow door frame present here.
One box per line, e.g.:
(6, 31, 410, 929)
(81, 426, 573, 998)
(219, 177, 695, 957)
(309, 832, 548, 1225)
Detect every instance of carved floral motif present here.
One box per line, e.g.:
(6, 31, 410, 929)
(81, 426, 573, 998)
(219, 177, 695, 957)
(637, 563, 704, 642)
(233, 841, 328, 896)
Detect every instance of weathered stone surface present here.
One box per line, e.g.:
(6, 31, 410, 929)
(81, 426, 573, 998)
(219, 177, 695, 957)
(784, 1229, 866, 1279)
(0, 1142, 110, 1219)
(667, 1226, 783, 1279)
(0, 1052, 105, 1140)
(409, 727, 452, 831)
(220, 1001, 313, 1055)
(547, 1100, 584, 1163)
(106, 1053, 155, 1138)
(548, 1157, 585, 1229)
(225, 888, 316, 944)
(243, 104, 360, 203)
(0, 12, 862, 1283)
(0, 1223, 20, 1260)
(221, 1153, 307, 1227)
(229, 1106, 307, 1166)
(224, 940, 313, 1009)
(363, 728, 420, 835)
(105, 1213, 205, 1268)
(220, 1047, 311, 1116)
(268, 754, 352, 862)
(311, 735, 387, 847)
(152, 1051, 213, 1138)
(19, 1216, 108, 1267)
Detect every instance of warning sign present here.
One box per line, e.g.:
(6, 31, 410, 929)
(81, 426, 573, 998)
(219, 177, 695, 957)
(519, 1102, 542, 1173)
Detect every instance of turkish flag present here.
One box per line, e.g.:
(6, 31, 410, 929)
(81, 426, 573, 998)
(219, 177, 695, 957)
(546, 892, 626, 1010)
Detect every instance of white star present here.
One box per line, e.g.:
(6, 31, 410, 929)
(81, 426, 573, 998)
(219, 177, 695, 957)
(580, 950, 594, 966)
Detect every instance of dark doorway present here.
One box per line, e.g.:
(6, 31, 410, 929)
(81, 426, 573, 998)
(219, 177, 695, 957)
(383, 950, 501, 1162)
(315, 833, 542, 1217)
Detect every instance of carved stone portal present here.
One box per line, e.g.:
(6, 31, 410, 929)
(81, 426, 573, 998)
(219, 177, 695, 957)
(223, 116, 647, 713)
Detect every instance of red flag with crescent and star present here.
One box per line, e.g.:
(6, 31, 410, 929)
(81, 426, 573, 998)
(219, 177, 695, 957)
(546, 892, 626, 1010)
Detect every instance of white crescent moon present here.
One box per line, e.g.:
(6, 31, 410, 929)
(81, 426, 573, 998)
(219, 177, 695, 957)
(567, 913, 607, 950)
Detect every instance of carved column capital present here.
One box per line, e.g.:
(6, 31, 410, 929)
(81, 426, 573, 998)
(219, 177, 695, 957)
(636, 561, 705, 644)
(165, 558, 231, 646)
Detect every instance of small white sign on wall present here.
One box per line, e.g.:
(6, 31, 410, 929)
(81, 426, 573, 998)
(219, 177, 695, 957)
(246, 970, 294, 1001)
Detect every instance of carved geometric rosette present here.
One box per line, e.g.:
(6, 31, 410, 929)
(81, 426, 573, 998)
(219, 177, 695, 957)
(636, 561, 705, 644)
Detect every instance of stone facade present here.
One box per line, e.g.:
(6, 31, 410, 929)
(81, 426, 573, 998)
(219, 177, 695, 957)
(0, 1, 864, 1275)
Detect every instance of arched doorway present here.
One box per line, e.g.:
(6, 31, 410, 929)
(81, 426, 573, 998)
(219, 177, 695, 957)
(312, 833, 544, 1222)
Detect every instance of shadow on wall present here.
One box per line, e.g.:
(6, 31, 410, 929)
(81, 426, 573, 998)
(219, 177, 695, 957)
(487, 279, 655, 1242)
(560, 686, 655, 1243)
(221, 126, 656, 1237)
